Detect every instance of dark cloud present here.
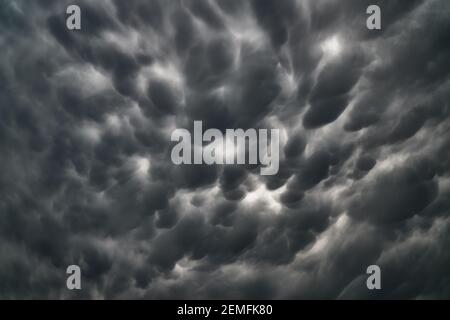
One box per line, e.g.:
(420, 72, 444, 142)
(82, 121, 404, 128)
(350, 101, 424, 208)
(348, 157, 439, 225)
(0, 0, 449, 299)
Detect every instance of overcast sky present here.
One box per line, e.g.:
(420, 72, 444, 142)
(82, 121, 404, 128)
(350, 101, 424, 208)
(1, 0, 450, 299)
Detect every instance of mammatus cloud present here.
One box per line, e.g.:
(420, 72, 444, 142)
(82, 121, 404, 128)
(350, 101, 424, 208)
(0, 0, 449, 299)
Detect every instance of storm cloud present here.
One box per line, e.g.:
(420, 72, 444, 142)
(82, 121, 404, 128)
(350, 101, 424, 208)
(0, 0, 450, 299)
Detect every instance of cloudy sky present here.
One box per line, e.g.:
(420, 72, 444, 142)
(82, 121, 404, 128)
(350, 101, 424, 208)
(1, 0, 450, 299)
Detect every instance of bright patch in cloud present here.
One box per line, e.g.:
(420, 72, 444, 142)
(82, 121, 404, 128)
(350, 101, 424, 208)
(321, 35, 343, 58)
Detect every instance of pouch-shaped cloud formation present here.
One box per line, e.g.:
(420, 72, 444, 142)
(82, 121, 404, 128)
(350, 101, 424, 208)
(0, 0, 449, 299)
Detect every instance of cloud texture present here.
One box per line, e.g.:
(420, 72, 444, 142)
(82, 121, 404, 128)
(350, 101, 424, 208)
(0, 0, 450, 299)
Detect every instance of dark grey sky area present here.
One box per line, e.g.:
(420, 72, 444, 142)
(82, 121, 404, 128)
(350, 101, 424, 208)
(0, 0, 449, 299)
